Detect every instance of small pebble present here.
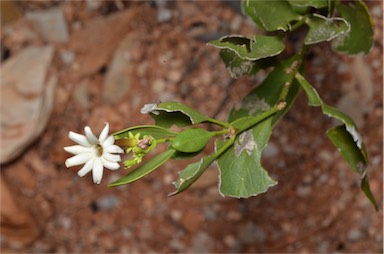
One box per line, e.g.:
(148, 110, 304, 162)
(263, 142, 279, 158)
(296, 184, 312, 197)
(347, 229, 363, 241)
(192, 232, 213, 253)
(95, 195, 119, 210)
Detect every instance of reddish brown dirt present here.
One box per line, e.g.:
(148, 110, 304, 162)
(1, 1, 382, 253)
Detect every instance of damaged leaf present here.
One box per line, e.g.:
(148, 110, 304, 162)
(242, 0, 302, 32)
(217, 118, 277, 198)
(332, 0, 374, 54)
(209, 35, 285, 61)
(296, 73, 376, 208)
(304, 14, 349, 45)
(142, 102, 211, 128)
(170, 139, 234, 196)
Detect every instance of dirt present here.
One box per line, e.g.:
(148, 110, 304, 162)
(1, 1, 382, 253)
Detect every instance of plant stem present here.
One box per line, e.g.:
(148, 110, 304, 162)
(234, 47, 308, 135)
(215, 137, 235, 156)
(278, 46, 307, 103)
(236, 104, 283, 133)
(156, 137, 174, 144)
(205, 117, 231, 128)
(290, 17, 307, 32)
(211, 129, 230, 137)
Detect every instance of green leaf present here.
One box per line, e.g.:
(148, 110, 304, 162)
(287, 0, 329, 9)
(295, 73, 321, 106)
(113, 125, 176, 140)
(332, 0, 374, 54)
(209, 56, 301, 199)
(326, 125, 366, 173)
(170, 139, 234, 196)
(304, 14, 349, 45)
(296, 74, 377, 209)
(220, 49, 257, 78)
(295, 73, 360, 140)
(172, 151, 201, 160)
(217, 119, 277, 198)
(209, 35, 285, 61)
(142, 102, 212, 128)
(151, 111, 193, 128)
(219, 49, 276, 78)
(109, 148, 176, 187)
(229, 58, 299, 121)
(172, 128, 214, 153)
(242, 0, 302, 31)
(169, 162, 202, 196)
(361, 174, 378, 211)
(210, 57, 302, 198)
(327, 126, 377, 210)
(169, 158, 214, 196)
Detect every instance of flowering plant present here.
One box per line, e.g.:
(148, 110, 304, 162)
(65, 0, 377, 209)
(64, 123, 124, 184)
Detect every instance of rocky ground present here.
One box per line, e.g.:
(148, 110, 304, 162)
(1, 1, 383, 253)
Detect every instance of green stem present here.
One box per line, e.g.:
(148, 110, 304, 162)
(156, 137, 174, 144)
(290, 16, 307, 32)
(236, 104, 283, 133)
(205, 118, 231, 128)
(234, 48, 308, 135)
(211, 129, 230, 137)
(213, 137, 235, 158)
(278, 46, 307, 103)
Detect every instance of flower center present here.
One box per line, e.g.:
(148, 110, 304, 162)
(95, 144, 103, 157)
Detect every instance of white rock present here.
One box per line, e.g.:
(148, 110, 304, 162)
(26, 7, 69, 43)
(102, 33, 139, 104)
(0, 46, 56, 163)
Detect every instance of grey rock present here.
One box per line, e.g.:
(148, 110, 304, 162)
(59, 50, 75, 65)
(203, 207, 217, 221)
(263, 142, 279, 158)
(296, 184, 312, 197)
(337, 55, 374, 128)
(95, 195, 119, 210)
(169, 239, 185, 252)
(317, 174, 329, 184)
(73, 80, 89, 109)
(86, 0, 103, 11)
(1, 46, 56, 164)
(102, 33, 139, 104)
(26, 7, 69, 43)
(58, 216, 72, 230)
(154, 0, 172, 23)
(238, 222, 266, 244)
(347, 228, 363, 241)
(316, 241, 329, 253)
(192, 231, 213, 253)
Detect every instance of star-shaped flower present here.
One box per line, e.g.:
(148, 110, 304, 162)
(64, 123, 124, 184)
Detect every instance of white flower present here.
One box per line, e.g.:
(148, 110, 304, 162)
(64, 123, 124, 184)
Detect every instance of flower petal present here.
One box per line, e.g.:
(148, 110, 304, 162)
(103, 152, 121, 162)
(77, 158, 94, 177)
(92, 158, 104, 184)
(64, 145, 93, 155)
(103, 135, 115, 147)
(69, 131, 91, 147)
(105, 145, 124, 154)
(65, 153, 93, 168)
(99, 123, 109, 144)
(84, 126, 99, 145)
(101, 157, 120, 170)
